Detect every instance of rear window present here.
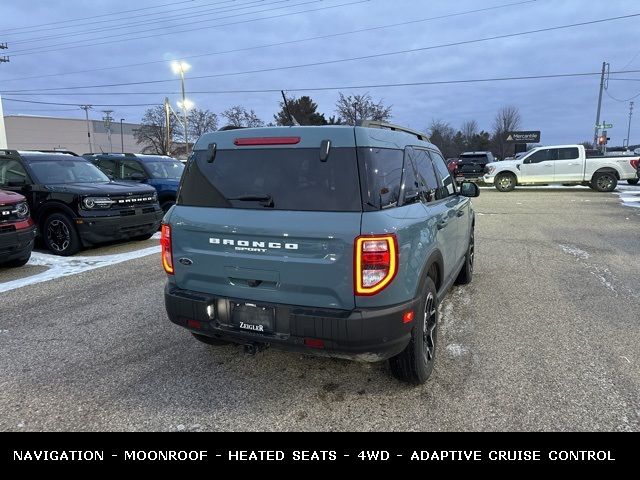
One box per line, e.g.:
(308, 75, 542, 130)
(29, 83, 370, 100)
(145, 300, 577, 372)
(178, 148, 362, 212)
(460, 154, 489, 160)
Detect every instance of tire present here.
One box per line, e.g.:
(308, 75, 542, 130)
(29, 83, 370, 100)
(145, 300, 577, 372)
(191, 332, 231, 346)
(133, 232, 155, 241)
(628, 178, 639, 185)
(42, 213, 81, 256)
(455, 229, 474, 285)
(591, 171, 618, 192)
(389, 277, 438, 385)
(494, 172, 516, 192)
(3, 253, 31, 268)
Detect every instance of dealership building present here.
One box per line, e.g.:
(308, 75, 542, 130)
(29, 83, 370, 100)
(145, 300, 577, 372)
(0, 112, 144, 154)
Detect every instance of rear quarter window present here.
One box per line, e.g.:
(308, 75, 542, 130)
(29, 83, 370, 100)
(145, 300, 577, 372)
(358, 147, 404, 210)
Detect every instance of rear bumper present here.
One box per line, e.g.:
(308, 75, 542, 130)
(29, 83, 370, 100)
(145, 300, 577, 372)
(0, 224, 37, 263)
(76, 208, 163, 245)
(164, 284, 417, 362)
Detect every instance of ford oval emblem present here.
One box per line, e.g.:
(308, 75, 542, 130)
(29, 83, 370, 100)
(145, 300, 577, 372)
(178, 258, 193, 266)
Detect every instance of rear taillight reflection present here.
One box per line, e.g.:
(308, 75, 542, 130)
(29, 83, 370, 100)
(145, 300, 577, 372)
(161, 223, 174, 275)
(354, 234, 398, 296)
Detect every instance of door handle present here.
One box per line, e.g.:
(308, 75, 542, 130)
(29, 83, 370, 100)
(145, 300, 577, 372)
(457, 210, 465, 217)
(545, 164, 552, 167)
(437, 221, 448, 230)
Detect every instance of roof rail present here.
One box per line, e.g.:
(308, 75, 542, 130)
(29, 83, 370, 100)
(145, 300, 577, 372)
(0, 149, 21, 160)
(218, 125, 246, 131)
(26, 149, 79, 156)
(357, 120, 430, 142)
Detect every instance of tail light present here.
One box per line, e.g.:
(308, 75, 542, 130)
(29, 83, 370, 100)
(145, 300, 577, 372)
(630, 159, 639, 170)
(354, 234, 398, 296)
(160, 223, 174, 275)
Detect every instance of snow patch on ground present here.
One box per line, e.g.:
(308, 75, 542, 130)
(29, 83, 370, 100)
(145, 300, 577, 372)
(446, 343, 469, 356)
(614, 185, 640, 209)
(559, 244, 590, 260)
(0, 246, 161, 294)
(558, 244, 622, 297)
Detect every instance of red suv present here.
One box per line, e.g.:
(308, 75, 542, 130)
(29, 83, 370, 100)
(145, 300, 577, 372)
(0, 190, 36, 268)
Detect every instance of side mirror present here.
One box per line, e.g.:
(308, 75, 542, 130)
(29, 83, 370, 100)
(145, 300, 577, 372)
(459, 181, 479, 198)
(129, 173, 147, 181)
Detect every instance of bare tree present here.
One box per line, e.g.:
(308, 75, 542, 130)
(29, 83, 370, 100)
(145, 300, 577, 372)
(428, 120, 457, 158)
(461, 120, 478, 147)
(188, 108, 218, 139)
(134, 105, 177, 155)
(492, 105, 522, 159)
(221, 105, 265, 128)
(335, 92, 392, 125)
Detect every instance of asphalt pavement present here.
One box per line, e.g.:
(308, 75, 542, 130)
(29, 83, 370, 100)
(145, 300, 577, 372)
(1, 186, 638, 431)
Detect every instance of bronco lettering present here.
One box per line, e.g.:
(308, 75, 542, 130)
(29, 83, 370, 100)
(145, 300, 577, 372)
(209, 238, 299, 250)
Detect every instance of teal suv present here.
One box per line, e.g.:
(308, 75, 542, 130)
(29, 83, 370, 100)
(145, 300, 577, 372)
(162, 122, 479, 384)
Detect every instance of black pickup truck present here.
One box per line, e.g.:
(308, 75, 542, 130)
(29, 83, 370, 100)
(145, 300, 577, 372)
(456, 151, 496, 179)
(0, 150, 163, 255)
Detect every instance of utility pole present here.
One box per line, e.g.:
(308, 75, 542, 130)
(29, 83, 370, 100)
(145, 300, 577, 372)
(624, 101, 634, 148)
(120, 118, 125, 153)
(0, 43, 8, 64)
(102, 110, 114, 153)
(164, 97, 171, 155)
(80, 105, 93, 153)
(593, 61, 609, 147)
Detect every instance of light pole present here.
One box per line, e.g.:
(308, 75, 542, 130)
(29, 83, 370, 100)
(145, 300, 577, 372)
(120, 118, 125, 153)
(625, 101, 634, 148)
(171, 60, 192, 156)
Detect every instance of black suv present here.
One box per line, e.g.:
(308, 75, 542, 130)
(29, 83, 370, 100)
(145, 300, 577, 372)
(456, 151, 496, 179)
(0, 150, 163, 255)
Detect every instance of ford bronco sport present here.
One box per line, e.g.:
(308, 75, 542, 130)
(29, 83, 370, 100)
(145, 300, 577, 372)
(86, 153, 185, 212)
(0, 190, 36, 268)
(163, 122, 479, 384)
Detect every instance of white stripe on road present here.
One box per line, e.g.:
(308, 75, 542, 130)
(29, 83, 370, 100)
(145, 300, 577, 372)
(0, 245, 161, 294)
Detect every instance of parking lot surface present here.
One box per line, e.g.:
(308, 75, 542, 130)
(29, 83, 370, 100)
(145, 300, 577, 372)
(0, 186, 639, 431)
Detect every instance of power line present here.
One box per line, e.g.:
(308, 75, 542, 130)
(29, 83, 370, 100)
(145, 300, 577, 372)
(4, 13, 640, 93)
(9, 0, 273, 46)
(0, 0, 538, 83)
(2, 98, 162, 107)
(1, 0, 204, 34)
(5, 69, 640, 106)
(605, 88, 640, 103)
(4, 1, 234, 38)
(8, 0, 335, 56)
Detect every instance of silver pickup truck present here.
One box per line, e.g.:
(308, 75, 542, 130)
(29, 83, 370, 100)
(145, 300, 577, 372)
(482, 144, 639, 192)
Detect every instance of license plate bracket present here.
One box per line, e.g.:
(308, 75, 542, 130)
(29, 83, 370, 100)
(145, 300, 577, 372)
(231, 302, 275, 334)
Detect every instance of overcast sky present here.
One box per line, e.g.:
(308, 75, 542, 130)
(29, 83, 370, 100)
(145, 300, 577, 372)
(2, 0, 640, 145)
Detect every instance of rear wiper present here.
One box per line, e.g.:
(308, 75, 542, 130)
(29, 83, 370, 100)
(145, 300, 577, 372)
(226, 194, 274, 207)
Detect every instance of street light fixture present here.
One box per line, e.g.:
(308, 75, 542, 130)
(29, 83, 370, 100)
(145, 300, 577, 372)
(170, 60, 192, 156)
(177, 99, 194, 111)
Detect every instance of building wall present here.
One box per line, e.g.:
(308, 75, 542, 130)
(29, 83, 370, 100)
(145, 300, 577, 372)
(3, 115, 144, 154)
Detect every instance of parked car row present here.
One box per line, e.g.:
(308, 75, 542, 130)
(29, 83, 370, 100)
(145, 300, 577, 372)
(0, 149, 183, 266)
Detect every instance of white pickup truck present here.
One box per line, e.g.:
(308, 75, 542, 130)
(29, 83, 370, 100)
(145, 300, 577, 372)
(482, 144, 640, 192)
